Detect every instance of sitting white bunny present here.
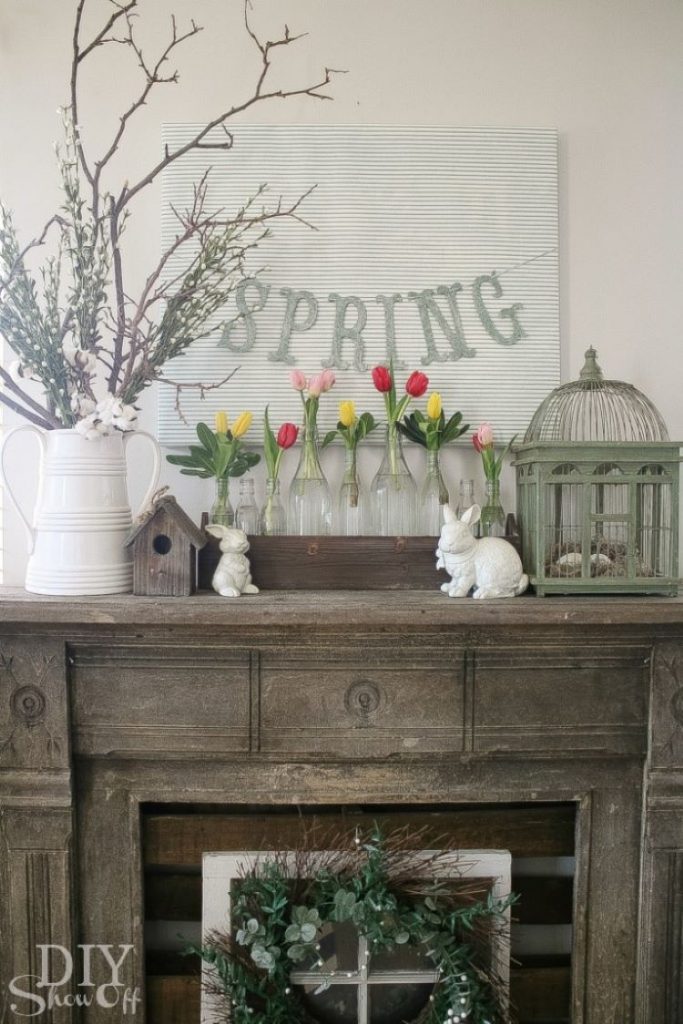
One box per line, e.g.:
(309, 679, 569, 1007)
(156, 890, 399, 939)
(205, 524, 260, 598)
(436, 504, 529, 599)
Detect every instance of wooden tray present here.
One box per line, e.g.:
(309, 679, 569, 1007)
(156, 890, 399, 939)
(198, 534, 447, 591)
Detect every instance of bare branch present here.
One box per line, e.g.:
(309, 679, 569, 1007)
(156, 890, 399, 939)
(92, 11, 203, 195)
(0, 364, 62, 427)
(77, 0, 138, 63)
(0, 376, 58, 430)
(157, 368, 239, 425)
(70, 0, 95, 186)
(117, 3, 345, 211)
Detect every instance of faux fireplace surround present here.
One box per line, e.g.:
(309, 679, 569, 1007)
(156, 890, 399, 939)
(1, 589, 683, 1023)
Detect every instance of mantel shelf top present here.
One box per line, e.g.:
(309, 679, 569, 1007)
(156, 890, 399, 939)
(1, 585, 683, 629)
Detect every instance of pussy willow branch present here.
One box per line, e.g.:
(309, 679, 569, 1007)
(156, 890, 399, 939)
(0, 215, 66, 303)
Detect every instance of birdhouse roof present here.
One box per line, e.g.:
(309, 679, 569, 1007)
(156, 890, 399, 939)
(125, 495, 207, 549)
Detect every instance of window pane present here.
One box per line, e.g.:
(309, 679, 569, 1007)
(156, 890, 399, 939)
(299, 920, 359, 973)
(370, 943, 431, 972)
(368, 983, 433, 1023)
(299, 983, 358, 1024)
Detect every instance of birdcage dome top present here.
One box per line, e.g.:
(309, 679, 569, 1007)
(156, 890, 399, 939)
(524, 348, 669, 443)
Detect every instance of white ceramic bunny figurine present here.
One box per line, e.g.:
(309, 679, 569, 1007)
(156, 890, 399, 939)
(436, 504, 529, 599)
(205, 524, 260, 598)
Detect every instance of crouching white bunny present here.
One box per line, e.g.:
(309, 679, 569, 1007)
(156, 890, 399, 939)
(436, 504, 529, 599)
(205, 524, 260, 598)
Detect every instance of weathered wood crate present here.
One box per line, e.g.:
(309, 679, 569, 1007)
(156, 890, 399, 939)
(198, 535, 447, 591)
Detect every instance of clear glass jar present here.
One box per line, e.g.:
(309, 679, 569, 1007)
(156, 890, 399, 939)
(260, 478, 287, 536)
(209, 477, 233, 526)
(338, 447, 367, 535)
(288, 420, 332, 535)
(370, 423, 417, 536)
(420, 449, 449, 535)
(479, 478, 506, 537)
(235, 477, 259, 534)
(455, 478, 476, 519)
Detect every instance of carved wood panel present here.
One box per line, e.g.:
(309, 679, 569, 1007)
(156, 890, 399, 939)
(0, 808, 76, 1023)
(258, 645, 466, 756)
(69, 643, 251, 756)
(652, 643, 683, 768)
(474, 645, 650, 756)
(0, 637, 69, 769)
(638, 842, 683, 1023)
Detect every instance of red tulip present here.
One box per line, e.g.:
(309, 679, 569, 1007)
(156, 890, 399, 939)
(277, 422, 299, 449)
(371, 365, 393, 393)
(472, 433, 483, 453)
(405, 370, 429, 398)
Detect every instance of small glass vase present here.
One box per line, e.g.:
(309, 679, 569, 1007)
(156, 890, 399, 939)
(455, 478, 476, 519)
(479, 478, 506, 537)
(260, 478, 287, 536)
(288, 421, 332, 535)
(420, 449, 449, 535)
(209, 477, 233, 526)
(370, 423, 417, 536)
(338, 447, 367, 536)
(235, 477, 260, 534)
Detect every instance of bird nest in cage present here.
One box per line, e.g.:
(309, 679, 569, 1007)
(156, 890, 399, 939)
(545, 539, 656, 579)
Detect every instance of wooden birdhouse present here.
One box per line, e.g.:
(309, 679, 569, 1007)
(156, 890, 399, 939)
(125, 495, 207, 596)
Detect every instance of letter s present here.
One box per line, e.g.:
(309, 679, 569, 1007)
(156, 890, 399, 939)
(9, 975, 47, 1017)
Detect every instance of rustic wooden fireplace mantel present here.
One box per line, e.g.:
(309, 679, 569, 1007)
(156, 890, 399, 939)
(1, 588, 682, 1023)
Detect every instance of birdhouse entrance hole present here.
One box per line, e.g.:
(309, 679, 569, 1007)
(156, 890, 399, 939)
(153, 534, 172, 555)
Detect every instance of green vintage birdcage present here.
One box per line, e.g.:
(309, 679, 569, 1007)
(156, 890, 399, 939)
(514, 348, 680, 595)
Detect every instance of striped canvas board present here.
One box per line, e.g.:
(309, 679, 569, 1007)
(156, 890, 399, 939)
(159, 126, 559, 443)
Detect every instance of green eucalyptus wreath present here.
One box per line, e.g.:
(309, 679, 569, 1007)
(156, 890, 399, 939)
(195, 827, 516, 1024)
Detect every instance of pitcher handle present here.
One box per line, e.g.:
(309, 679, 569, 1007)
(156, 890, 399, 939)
(124, 430, 162, 519)
(0, 424, 47, 556)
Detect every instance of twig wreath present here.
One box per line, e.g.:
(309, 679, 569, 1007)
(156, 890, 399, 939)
(195, 826, 516, 1024)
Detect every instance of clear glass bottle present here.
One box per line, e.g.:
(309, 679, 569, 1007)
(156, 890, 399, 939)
(338, 447, 367, 535)
(420, 449, 449, 535)
(480, 478, 506, 537)
(260, 478, 287, 536)
(288, 420, 332, 535)
(235, 477, 259, 535)
(455, 478, 476, 519)
(370, 423, 417, 536)
(209, 477, 233, 526)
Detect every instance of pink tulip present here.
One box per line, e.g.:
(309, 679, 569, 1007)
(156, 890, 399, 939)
(319, 369, 336, 393)
(307, 373, 324, 397)
(289, 369, 308, 391)
(474, 422, 494, 450)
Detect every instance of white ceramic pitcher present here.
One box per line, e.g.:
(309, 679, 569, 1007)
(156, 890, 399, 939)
(0, 427, 161, 595)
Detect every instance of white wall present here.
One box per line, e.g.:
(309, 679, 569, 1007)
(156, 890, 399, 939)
(1, 0, 681, 586)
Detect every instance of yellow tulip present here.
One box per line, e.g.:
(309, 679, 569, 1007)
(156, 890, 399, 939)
(231, 410, 253, 438)
(215, 411, 229, 434)
(339, 400, 357, 428)
(427, 392, 442, 420)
